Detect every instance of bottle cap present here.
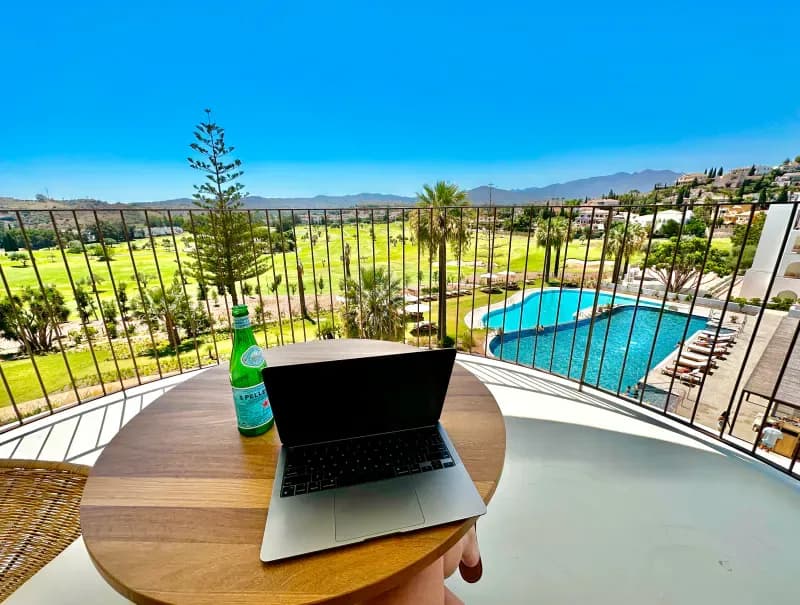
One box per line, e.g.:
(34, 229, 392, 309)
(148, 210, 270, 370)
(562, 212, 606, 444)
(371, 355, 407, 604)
(232, 305, 249, 317)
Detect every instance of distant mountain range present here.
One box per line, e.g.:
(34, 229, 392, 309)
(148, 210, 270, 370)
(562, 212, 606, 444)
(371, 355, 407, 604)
(1, 169, 680, 210)
(466, 170, 680, 204)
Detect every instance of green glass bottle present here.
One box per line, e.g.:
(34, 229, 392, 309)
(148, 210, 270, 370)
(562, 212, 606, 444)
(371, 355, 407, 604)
(229, 304, 274, 436)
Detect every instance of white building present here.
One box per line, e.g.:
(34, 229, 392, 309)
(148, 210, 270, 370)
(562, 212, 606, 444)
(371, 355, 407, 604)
(739, 204, 800, 302)
(632, 209, 693, 233)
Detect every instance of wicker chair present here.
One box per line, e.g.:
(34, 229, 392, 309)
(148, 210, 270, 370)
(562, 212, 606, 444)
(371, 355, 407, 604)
(0, 459, 90, 602)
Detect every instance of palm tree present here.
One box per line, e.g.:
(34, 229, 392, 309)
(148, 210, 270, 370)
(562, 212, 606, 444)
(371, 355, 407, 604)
(536, 217, 553, 281)
(536, 216, 569, 281)
(341, 242, 351, 280)
(622, 223, 647, 279)
(606, 222, 647, 282)
(549, 217, 569, 278)
(606, 223, 626, 283)
(296, 257, 314, 323)
(409, 181, 471, 345)
(342, 267, 403, 340)
(133, 277, 188, 350)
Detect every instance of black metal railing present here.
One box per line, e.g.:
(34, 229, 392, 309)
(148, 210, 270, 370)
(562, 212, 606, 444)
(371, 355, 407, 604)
(0, 201, 799, 477)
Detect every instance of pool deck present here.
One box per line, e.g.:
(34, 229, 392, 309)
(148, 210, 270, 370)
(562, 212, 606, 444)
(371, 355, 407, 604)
(640, 307, 784, 439)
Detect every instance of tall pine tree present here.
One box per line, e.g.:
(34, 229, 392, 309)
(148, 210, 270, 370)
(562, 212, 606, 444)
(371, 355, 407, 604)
(187, 110, 271, 306)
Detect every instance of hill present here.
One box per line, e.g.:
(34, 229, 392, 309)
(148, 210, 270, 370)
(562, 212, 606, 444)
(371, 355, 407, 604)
(466, 170, 679, 204)
(1, 169, 679, 210)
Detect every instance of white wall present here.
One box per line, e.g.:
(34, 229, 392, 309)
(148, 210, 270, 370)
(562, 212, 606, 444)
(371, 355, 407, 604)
(740, 204, 800, 300)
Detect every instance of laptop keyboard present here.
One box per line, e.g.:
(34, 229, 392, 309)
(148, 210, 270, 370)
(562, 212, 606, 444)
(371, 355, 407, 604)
(280, 426, 454, 497)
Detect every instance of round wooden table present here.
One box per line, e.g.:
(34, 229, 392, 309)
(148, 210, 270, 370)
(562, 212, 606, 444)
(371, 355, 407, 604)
(81, 340, 506, 604)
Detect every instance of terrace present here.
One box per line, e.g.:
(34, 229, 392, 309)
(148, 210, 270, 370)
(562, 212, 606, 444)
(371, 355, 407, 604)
(2, 201, 800, 602)
(3, 358, 800, 603)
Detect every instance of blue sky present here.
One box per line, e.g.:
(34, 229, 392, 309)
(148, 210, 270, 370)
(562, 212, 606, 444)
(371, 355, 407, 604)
(1, 0, 798, 201)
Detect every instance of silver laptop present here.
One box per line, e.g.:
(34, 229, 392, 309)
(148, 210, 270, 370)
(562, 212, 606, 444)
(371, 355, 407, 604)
(259, 349, 486, 562)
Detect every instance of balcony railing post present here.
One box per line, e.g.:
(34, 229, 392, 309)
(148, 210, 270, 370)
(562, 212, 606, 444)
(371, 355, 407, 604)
(0, 262, 53, 412)
(568, 206, 596, 381)
(595, 208, 633, 389)
(163, 210, 202, 368)
(663, 204, 722, 408)
(579, 207, 613, 389)
(637, 205, 689, 406)
(469, 207, 480, 355)
(354, 208, 365, 340)
(0, 363, 22, 426)
(288, 210, 307, 342)
(338, 209, 349, 339)
(727, 202, 800, 435)
(428, 206, 435, 349)
(244, 210, 270, 348)
(498, 207, 515, 361)
(275, 210, 296, 344)
(616, 207, 661, 397)
(119, 210, 164, 378)
(514, 206, 535, 365)
(144, 210, 183, 375)
(537, 211, 554, 371)
(92, 210, 143, 383)
(455, 207, 465, 354)
(306, 211, 322, 330)
(186, 209, 220, 363)
(322, 210, 337, 337)
(14, 211, 82, 406)
(70, 210, 125, 392)
(262, 210, 285, 347)
(48, 210, 107, 395)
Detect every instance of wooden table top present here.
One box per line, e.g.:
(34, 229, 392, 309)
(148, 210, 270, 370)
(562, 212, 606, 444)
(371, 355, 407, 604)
(81, 340, 506, 605)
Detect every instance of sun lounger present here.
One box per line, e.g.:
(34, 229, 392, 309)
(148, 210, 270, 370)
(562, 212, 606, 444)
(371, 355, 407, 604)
(700, 330, 735, 341)
(679, 370, 704, 386)
(686, 343, 727, 358)
(680, 351, 718, 368)
(674, 356, 710, 370)
(662, 366, 692, 377)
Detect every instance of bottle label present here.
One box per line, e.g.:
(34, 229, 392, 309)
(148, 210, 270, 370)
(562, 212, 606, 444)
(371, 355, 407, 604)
(232, 383, 273, 429)
(233, 315, 251, 329)
(240, 345, 265, 368)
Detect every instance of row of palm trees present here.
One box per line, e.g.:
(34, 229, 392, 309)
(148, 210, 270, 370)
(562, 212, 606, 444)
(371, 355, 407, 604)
(342, 181, 651, 347)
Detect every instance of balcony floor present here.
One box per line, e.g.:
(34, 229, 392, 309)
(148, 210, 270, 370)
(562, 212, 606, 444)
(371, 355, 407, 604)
(3, 357, 800, 604)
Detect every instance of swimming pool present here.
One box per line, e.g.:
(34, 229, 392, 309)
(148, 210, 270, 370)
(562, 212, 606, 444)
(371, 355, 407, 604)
(489, 305, 708, 392)
(482, 288, 653, 331)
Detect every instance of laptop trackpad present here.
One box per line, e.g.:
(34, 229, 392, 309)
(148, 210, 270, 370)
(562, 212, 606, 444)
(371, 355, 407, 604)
(334, 482, 425, 542)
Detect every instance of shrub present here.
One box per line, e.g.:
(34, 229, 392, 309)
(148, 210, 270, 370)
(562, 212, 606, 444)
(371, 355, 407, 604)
(441, 335, 456, 348)
(8, 251, 29, 266)
(458, 330, 475, 352)
(767, 297, 794, 311)
(317, 320, 340, 340)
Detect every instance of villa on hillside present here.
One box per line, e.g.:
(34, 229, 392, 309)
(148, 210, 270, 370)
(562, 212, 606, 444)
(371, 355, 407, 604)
(740, 203, 800, 302)
(632, 208, 693, 232)
(776, 172, 800, 187)
(675, 172, 710, 186)
(585, 197, 621, 207)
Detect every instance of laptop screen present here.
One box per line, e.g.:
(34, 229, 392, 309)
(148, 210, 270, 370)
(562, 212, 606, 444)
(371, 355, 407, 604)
(262, 349, 457, 447)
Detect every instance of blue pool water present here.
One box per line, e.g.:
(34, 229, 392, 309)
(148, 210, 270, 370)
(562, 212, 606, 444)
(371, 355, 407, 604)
(483, 288, 653, 331)
(489, 304, 708, 392)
